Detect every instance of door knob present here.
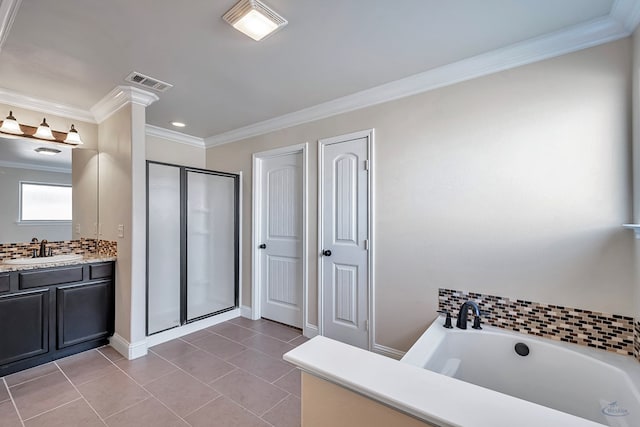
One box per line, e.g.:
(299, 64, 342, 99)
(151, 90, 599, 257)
(322, 249, 332, 256)
(258, 243, 266, 249)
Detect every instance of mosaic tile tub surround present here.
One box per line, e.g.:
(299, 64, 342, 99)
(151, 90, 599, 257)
(438, 288, 636, 358)
(0, 238, 117, 261)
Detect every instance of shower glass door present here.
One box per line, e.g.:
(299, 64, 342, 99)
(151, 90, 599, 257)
(186, 169, 238, 321)
(147, 163, 182, 334)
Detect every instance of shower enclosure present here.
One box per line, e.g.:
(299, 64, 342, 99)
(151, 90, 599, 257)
(146, 161, 239, 335)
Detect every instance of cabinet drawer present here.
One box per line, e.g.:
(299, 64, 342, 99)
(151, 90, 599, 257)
(0, 274, 9, 293)
(19, 266, 83, 290)
(90, 263, 113, 280)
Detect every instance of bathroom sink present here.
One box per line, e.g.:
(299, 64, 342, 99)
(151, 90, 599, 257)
(2, 254, 84, 265)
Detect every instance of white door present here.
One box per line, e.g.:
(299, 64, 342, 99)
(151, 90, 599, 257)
(258, 152, 303, 328)
(320, 133, 370, 349)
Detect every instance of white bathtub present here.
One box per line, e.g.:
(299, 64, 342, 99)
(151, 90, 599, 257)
(402, 317, 640, 427)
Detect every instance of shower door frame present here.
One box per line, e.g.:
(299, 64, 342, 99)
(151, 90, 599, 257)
(145, 161, 240, 336)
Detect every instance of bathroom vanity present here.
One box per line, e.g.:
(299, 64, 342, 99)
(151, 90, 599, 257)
(0, 259, 115, 377)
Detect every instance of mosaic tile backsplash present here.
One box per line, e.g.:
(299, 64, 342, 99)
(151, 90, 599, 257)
(635, 321, 640, 362)
(439, 288, 635, 357)
(0, 238, 117, 261)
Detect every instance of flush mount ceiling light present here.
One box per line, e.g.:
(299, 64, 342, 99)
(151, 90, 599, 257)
(0, 111, 23, 135)
(34, 147, 62, 156)
(171, 121, 186, 128)
(63, 124, 83, 145)
(223, 0, 287, 41)
(34, 118, 55, 140)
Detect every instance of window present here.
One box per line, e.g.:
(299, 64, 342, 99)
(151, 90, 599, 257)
(20, 182, 72, 222)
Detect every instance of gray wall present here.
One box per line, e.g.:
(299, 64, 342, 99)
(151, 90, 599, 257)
(206, 38, 635, 351)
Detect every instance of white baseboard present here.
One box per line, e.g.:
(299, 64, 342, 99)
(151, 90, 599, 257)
(145, 308, 241, 348)
(304, 324, 319, 339)
(372, 343, 406, 360)
(109, 333, 148, 360)
(240, 305, 255, 319)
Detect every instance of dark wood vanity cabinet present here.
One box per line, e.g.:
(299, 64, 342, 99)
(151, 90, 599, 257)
(0, 262, 115, 377)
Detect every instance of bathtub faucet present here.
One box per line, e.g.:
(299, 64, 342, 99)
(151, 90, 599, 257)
(456, 301, 482, 330)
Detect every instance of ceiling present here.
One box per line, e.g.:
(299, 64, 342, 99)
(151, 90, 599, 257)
(0, 0, 629, 140)
(0, 135, 71, 172)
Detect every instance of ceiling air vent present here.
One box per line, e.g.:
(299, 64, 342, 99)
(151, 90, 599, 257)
(124, 71, 173, 92)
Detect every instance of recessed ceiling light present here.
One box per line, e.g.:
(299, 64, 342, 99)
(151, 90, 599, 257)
(34, 147, 61, 156)
(223, 0, 287, 42)
(171, 122, 186, 128)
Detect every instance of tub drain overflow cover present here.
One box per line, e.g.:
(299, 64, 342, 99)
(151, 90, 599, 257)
(515, 342, 530, 357)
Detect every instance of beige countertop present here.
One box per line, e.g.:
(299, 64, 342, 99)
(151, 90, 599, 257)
(0, 255, 117, 273)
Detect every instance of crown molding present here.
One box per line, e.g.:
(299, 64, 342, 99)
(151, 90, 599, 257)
(0, 159, 71, 174)
(0, 0, 21, 53)
(205, 9, 638, 147)
(611, 0, 640, 33)
(0, 87, 97, 123)
(91, 85, 159, 124)
(145, 124, 205, 148)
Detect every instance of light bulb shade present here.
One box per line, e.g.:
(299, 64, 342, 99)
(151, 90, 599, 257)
(34, 118, 55, 140)
(63, 124, 83, 145)
(0, 111, 24, 135)
(223, 0, 287, 41)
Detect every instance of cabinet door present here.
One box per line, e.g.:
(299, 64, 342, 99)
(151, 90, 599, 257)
(57, 280, 114, 349)
(0, 290, 49, 366)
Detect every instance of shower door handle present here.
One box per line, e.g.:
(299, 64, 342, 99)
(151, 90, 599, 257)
(258, 243, 266, 249)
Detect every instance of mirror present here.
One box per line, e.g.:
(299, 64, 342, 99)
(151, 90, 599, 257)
(0, 135, 98, 244)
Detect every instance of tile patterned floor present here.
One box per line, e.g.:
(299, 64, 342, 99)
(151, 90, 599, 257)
(0, 318, 307, 427)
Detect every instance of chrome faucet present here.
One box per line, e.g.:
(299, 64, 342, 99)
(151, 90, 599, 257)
(39, 239, 49, 258)
(456, 300, 482, 330)
(31, 237, 39, 258)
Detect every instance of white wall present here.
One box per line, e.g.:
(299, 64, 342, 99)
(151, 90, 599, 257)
(0, 166, 72, 242)
(99, 105, 135, 342)
(146, 135, 205, 168)
(206, 38, 634, 351)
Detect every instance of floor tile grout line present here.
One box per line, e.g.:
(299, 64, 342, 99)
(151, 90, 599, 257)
(206, 331, 294, 363)
(101, 396, 153, 422)
(3, 377, 26, 427)
(53, 361, 109, 427)
(209, 366, 293, 418)
(135, 386, 196, 425)
(99, 356, 194, 426)
(20, 397, 84, 422)
(97, 346, 125, 363)
(270, 367, 297, 386)
(5, 368, 62, 389)
(104, 349, 220, 426)
(181, 394, 223, 419)
(259, 391, 292, 418)
(224, 347, 297, 376)
(222, 349, 295, 383)
(210, 321, 302, 346)
(146, 347, 236, 392)
(206, 367, 239, 386)
(147, 346, 200, 364)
